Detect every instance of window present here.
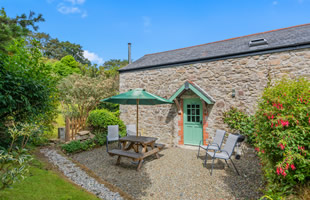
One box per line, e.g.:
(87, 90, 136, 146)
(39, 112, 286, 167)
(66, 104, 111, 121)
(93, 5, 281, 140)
(187, 104, 200, 122)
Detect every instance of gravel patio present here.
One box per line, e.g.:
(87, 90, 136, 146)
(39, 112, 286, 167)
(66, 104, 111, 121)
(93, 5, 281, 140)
(72, 145, 264, 200)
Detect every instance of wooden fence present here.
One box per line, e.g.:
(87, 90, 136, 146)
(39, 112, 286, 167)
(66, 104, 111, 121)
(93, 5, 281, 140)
(65, 117, 87, 141)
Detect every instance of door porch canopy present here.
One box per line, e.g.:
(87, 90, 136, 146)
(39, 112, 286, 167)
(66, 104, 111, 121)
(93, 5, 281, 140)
(169, 81, 216, 106)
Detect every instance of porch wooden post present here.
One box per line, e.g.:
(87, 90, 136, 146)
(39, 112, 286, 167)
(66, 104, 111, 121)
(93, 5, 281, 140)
(136, 99, 139, 137)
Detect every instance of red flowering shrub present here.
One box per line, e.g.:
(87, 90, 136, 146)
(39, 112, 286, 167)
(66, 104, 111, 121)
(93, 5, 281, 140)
(254, 78, 310, 197)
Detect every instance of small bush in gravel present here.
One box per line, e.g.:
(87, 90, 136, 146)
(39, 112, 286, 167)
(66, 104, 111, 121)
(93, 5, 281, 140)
(254, 78, 310, 198)
(61, 140, 95, 154)
(87, 109, 126, 136)
(223, 107, 255, 143)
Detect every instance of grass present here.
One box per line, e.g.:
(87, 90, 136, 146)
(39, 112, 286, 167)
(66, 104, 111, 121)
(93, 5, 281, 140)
(0, 155, 99, 200)
(49, 106, 65, 139)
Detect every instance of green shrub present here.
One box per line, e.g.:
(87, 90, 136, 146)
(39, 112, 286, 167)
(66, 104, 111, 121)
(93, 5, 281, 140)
(254, 78, 310, 198)
(61, 140, 95, 154)
(92, 130, 107, 146)
(223, 107, 255, 143)
(87, 109, 126, 136)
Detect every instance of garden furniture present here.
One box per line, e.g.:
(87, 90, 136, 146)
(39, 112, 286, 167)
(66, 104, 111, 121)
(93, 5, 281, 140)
(197, 129, 226, 159)
(106, 125, 121, 152)
(108, 135, 160, 171)
(126, 124, 138, 136)
(205, 134, 240, 175)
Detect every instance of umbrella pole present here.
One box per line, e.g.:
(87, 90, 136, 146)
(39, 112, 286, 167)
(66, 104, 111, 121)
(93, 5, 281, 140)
(136, 99, 139, 137)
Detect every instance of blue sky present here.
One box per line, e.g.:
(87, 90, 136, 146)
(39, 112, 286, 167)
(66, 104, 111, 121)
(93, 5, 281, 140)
(1, 0, 310, 65)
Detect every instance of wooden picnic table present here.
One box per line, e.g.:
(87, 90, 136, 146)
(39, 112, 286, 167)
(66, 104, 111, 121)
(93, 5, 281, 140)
(108, 136, 162, 171)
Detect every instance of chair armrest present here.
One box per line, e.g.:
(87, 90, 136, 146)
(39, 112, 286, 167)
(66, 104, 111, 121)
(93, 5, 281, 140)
(210, 143, 220, 149)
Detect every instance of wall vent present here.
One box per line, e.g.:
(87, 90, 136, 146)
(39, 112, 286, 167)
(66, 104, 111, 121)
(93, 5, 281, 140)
(248, 38, 268, 47)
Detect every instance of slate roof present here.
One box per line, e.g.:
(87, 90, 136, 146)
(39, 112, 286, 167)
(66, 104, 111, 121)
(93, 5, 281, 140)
(120, 23, 310, 72)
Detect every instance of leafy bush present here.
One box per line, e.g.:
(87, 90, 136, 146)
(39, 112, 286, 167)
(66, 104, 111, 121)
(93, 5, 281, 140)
(0, 123, 39, 190)
(61, 140, 95, 154)
(223, 107, 255, 143)
(92, 130, 107, 146)
(87, 109, 126, 136)
(254, 78, 310, 198)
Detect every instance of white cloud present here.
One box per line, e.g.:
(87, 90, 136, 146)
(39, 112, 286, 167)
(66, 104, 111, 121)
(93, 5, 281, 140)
(273, 1, 278, 5)
(81, 11, 88, 18)
(54, 0, 87, 18)
(65, 0, 85, 5)
(57, 5, 81, 14)
(83, 50, 104, 65)
(142, 16, 151, 33)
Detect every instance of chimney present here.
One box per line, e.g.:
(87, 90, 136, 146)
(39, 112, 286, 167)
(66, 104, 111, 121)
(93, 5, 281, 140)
(128, 43, 132, 64)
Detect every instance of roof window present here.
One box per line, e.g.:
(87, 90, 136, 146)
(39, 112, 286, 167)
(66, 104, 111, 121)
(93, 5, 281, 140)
(248, 38, 268, 47)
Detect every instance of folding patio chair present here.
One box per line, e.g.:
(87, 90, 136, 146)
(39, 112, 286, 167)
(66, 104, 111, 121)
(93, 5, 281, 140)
(205, 134, 240, 176)
(106, 125, 121, 152)
(126, 124, 137, 136)
(197, 129, 226, 158)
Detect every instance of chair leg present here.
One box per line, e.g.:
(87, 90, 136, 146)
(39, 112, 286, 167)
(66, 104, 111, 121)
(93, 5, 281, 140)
(197, 146, 201, 158)
(224, 160, 230, 168)
(106, 141, 109, 152)
(230, 158, 240, 175)
(204, 153, 208, 167)
(211, 157, 215, 176)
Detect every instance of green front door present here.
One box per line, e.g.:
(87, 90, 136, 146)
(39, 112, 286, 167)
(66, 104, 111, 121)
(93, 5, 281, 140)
(183, 98, 203, 145)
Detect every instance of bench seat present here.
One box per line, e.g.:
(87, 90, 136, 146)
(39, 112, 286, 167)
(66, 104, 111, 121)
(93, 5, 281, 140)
(154, 143, 165, 150)
(108, 149, 143, 160)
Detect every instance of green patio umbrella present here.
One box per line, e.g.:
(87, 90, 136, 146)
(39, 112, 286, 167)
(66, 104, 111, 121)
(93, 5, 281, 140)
(101, 88, 172, 136)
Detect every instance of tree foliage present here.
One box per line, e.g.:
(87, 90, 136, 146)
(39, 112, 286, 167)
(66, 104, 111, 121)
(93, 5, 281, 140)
(0, 8, 44, 53)
(31, 32, 90, 65)
(0, 39, 58, 127)
(58, 74, 116, 121)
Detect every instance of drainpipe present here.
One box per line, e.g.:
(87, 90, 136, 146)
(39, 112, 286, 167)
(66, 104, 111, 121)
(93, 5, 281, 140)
(128, 43, 132, 64)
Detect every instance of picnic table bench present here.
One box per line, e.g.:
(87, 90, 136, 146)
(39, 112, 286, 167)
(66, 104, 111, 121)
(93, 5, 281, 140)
(108, 136, 162, 171)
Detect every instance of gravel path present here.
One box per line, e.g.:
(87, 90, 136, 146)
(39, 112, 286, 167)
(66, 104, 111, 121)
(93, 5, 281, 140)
(40, 148, 123, 200)
(72, 145, 264, 200)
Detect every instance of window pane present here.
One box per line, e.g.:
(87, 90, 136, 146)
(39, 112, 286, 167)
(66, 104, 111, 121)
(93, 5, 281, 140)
(192, 104, 195, 108)
(196, 116, 200, 122)
(196, 109, 200, 115)
(187, 109, 190, 115)
(192, 109, 195, 115)
(187, 116, 191, 122)
(187, 105, 190, 108)
(192, 116, 195, 122)
(196, 105, 200, 108)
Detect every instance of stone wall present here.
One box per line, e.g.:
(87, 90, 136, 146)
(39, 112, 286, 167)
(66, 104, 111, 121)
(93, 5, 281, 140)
(119, 48, 310, 146)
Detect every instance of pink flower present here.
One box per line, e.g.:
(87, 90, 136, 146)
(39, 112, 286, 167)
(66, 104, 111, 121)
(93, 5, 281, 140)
(291, 164, 296, 170)
(283, 171, 287, 177)
(271, 115, 274, 119)
(279, 143, 285, 150)
(261, 150, 265, 154)
(271, 122, 273, 128)
(286, 163, 289, 170)
(276, 168, 280, 175)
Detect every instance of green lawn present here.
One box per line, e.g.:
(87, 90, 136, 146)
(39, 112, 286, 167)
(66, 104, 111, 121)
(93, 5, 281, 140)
(49, 106, 65, 139)
(0, 157, 99, 200)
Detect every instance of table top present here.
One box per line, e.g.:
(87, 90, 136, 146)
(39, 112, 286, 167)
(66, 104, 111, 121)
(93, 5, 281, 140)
(119, 136, 158, 144)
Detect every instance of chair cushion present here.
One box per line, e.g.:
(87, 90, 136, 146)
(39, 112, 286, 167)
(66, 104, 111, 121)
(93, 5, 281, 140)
(207, 151, 229, 159)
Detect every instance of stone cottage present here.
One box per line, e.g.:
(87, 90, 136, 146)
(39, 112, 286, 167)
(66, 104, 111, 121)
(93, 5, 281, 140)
(119, 23, 310, 146)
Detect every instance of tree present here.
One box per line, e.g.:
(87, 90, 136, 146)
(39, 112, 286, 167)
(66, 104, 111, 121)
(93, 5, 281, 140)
(52, 55, 81, 77)
(0, 8, 44, 53)
(99, 59, 128, 78)
(0, 39, 58, 142)
(31, 32, 91, 65)
(58, 74, 115, 124)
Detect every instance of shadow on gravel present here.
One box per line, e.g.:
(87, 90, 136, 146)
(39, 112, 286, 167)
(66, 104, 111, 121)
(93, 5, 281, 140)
(201, 151, 264, 199)
(72, 144, 154, 200)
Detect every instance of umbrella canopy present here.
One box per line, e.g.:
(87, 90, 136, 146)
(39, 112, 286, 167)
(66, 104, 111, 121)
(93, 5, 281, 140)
(102, 88, 172, 105)
(101, 88, 172, 136)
